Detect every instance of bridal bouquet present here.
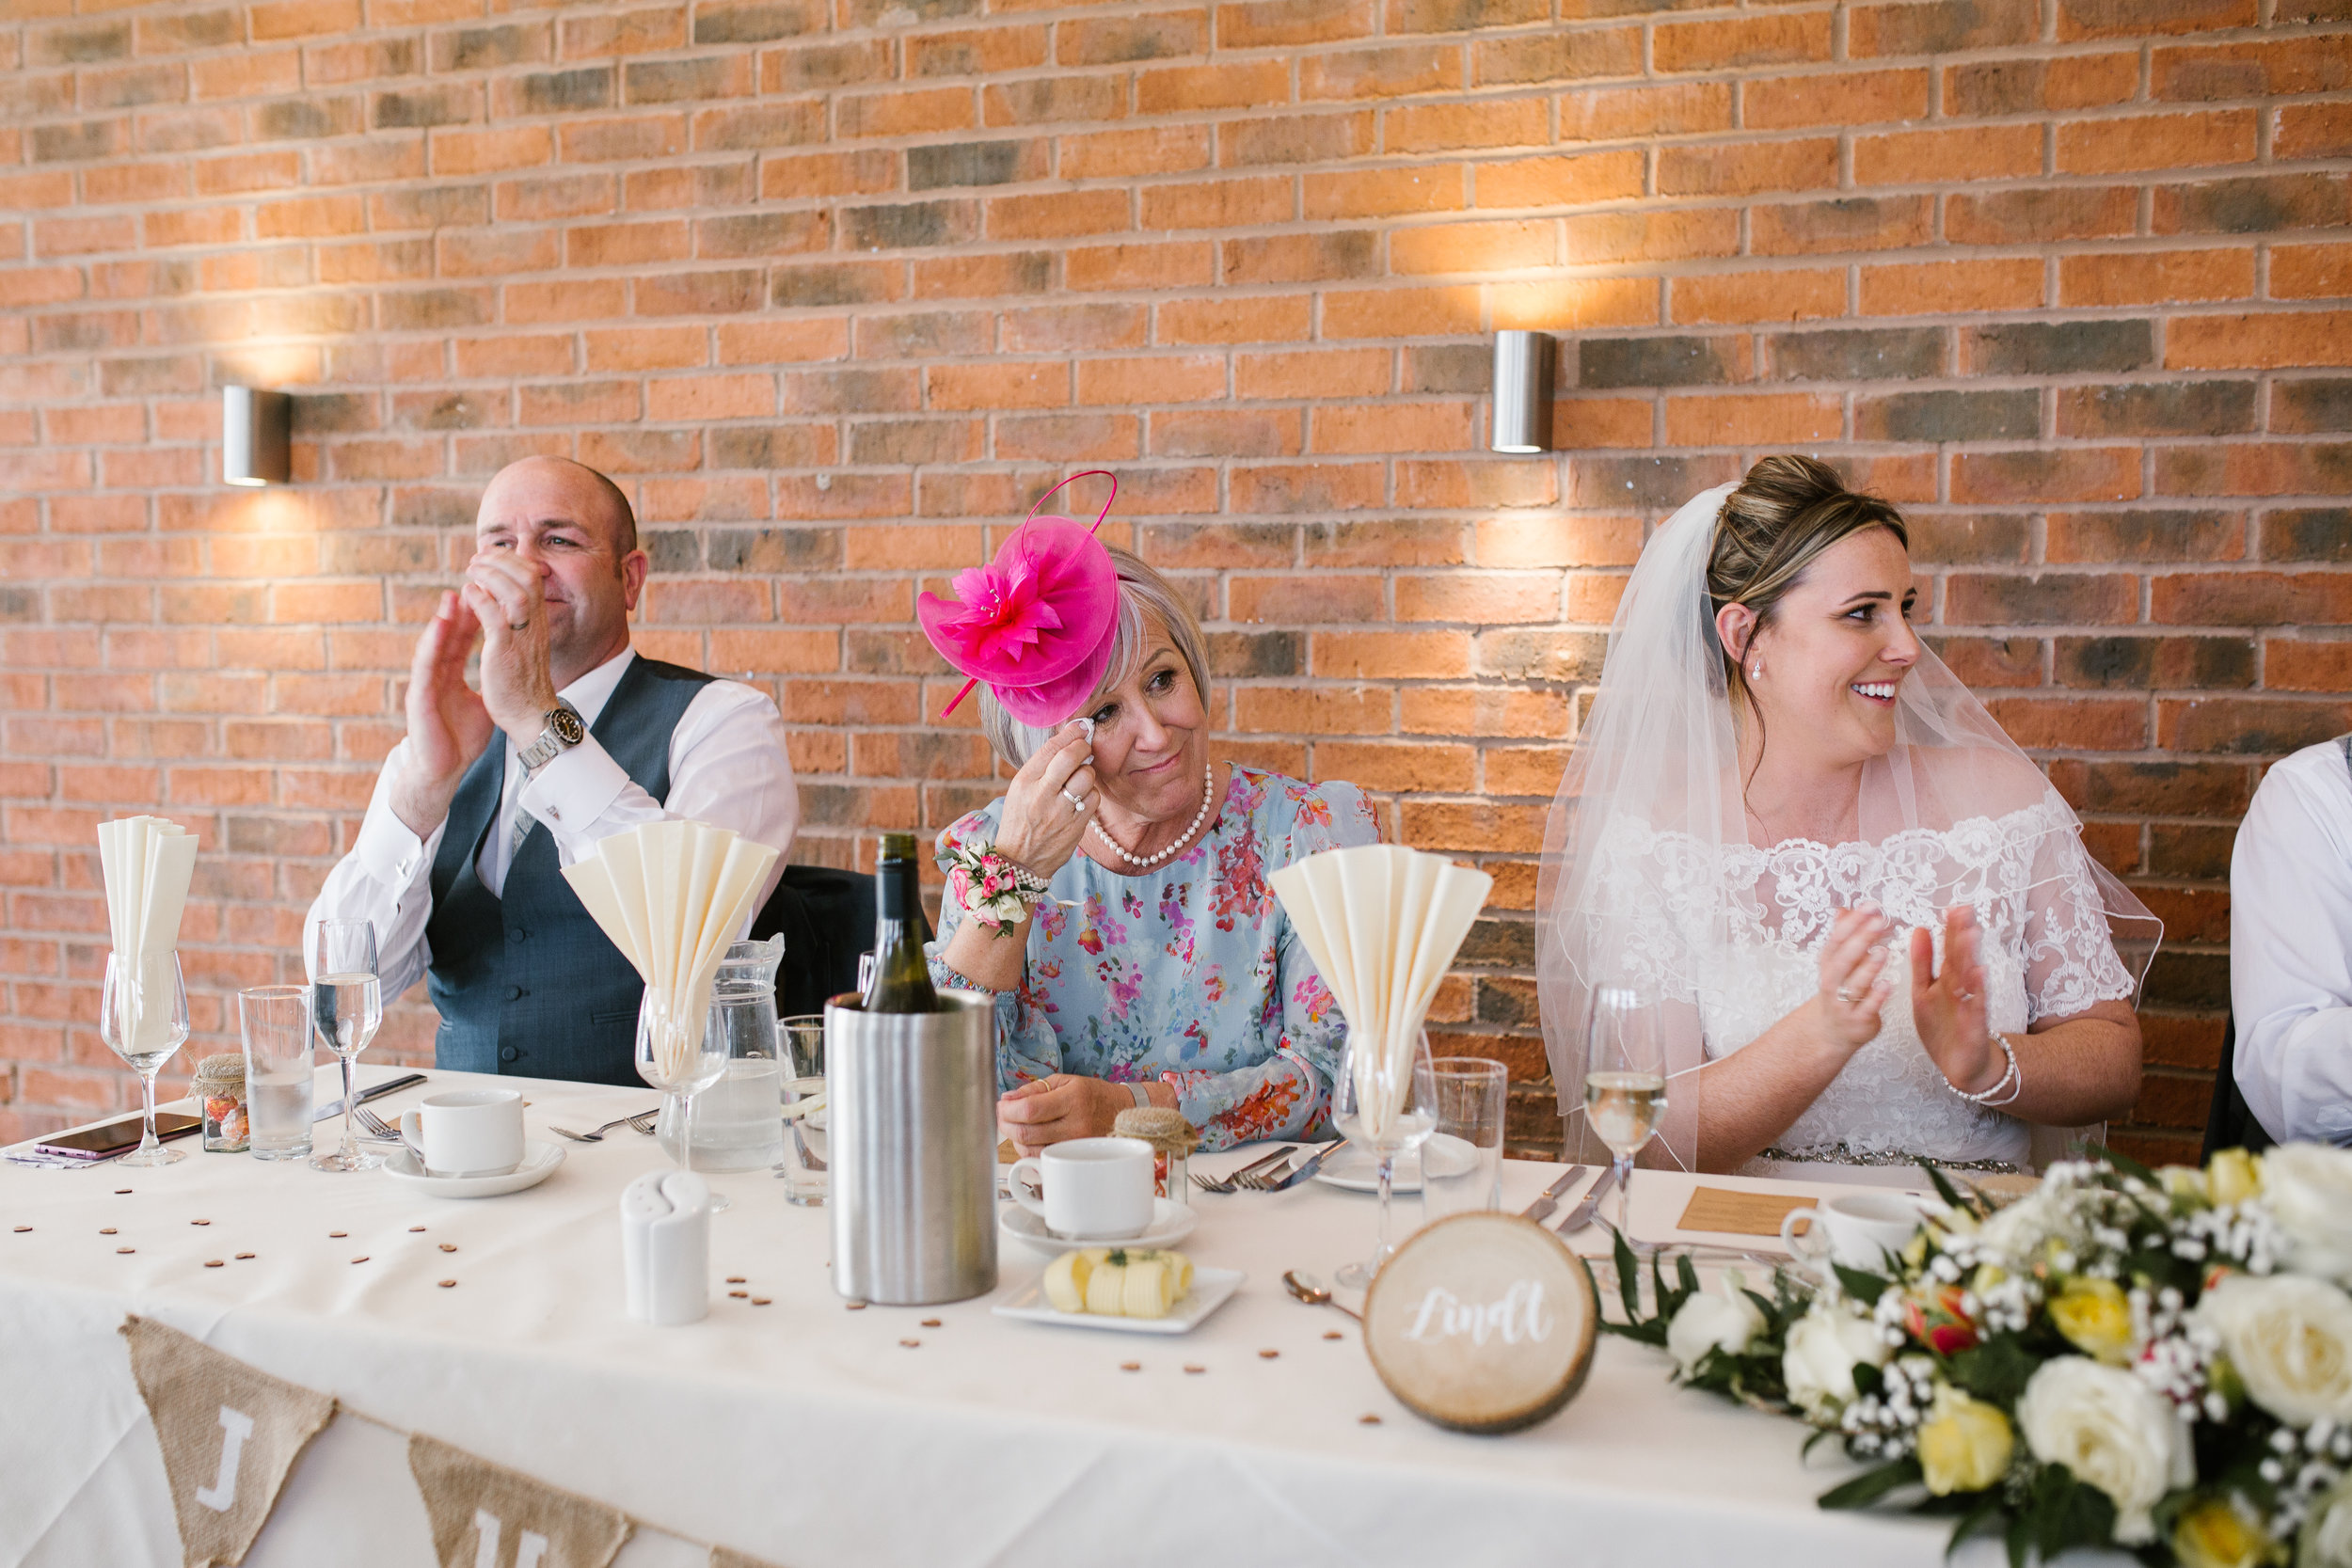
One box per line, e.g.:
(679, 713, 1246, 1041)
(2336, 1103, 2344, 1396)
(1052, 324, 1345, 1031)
(1603, 1145, 2352, 1567)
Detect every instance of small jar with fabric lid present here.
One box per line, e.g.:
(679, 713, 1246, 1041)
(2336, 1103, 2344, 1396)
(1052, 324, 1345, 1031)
(1112, 1106, 1198, 1210)
(193, 1053, 249, 1152)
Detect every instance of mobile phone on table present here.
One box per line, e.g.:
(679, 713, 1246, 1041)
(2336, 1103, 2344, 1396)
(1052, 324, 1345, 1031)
(33, 1112, 203, 1161)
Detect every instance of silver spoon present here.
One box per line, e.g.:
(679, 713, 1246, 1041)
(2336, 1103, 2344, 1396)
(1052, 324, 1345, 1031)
(1281, 1269, 1360, 1322)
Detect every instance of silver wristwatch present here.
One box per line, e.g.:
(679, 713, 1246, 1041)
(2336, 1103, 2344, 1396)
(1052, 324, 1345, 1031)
(516, 702, 585, 776)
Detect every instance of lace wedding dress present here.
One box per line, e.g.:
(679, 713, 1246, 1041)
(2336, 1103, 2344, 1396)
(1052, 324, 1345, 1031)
(1596, 793, 2140, 1178)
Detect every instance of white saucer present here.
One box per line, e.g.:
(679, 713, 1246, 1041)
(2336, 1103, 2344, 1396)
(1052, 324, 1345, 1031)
(994, 1266, 1243, 1336)
(385, 1139, 564, 1198)
(998, 1196, 1198, 1255)
(1311, 1132, 1479, 1195)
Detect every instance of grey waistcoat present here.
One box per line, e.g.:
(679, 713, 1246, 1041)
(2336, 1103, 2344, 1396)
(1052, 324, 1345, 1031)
(424, 656, 713, 1085)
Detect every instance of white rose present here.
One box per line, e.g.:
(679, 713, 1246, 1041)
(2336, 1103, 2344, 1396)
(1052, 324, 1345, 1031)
(2197, 1273, 2352, 1426)
(2014, 1357, 2194, 1544)
(1782, 1299, 1893, 1421)
(1665, 1276, 1766, 1375)
(2262, 1145, 2352, 1283)
(2306, 1471, 2352, 1568)
(1975, 1189, 2064, 1265)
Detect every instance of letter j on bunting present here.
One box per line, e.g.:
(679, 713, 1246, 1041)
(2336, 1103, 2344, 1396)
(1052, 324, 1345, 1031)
(916, 470, 1120, 724)
(118, 1316, 337, 1568)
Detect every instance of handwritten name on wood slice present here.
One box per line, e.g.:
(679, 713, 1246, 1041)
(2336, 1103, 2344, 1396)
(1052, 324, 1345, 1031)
(1361, 1212, 1597, 1434)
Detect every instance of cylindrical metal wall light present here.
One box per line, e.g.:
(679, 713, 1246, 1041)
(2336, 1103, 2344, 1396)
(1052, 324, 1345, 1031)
(222, 386, 290, 486)
(1489, 330, 1556, 454)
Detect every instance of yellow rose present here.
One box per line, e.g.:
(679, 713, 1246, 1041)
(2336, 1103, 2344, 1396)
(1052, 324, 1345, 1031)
(1917, 1387, 2014, 1497)
(2209, 1148, 2264, 1208)
(2173, 1496, 2268, 1568)
(2049, 1276, 2137, 1367)
(2161, 1164, 2210, 1204)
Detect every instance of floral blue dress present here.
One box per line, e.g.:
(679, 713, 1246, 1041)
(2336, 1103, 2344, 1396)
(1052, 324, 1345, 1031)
(927, 766, 1379, 1151)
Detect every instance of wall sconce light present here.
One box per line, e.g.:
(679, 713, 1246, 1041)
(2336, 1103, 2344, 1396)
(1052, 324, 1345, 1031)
(1489, 330, 1555, 454)
(222, 386, 290, 486)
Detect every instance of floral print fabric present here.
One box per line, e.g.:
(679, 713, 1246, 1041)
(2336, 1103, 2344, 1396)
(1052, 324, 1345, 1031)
(927, 766, 1379, 1151)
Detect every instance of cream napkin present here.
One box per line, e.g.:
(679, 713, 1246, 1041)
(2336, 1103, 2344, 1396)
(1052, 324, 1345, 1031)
(1270, 846, 1491, 1140)
(96, 816, 199, 1053)
(561, 820, 780, 1085)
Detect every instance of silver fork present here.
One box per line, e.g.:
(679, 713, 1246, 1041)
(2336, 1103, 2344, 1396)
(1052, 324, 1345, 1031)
(1191, 1144, 1296, 1195)
(354, 1105, 403, 1143)
(549, 1109, 662, 1144)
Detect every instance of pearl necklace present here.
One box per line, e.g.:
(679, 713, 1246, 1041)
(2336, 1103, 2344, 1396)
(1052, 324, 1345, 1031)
(1089, 764, 1217, 870)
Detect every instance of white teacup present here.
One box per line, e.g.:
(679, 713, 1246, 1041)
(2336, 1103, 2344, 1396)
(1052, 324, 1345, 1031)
(1007, 1136, 1155, 1241)
(400, 1089, 525, 1180)
(1779, 1191, 1931, 1277)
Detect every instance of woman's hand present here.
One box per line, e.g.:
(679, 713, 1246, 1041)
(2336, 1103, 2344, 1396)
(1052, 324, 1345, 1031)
(1814, 905, 1894, 1051)
(1914, 904, 2001, 1095)
(997, 1073, 1134, 1155)
(994, 723, 1098, 879)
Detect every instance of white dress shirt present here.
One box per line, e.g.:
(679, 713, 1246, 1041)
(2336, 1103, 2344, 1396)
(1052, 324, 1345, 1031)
(2232, 735, 2352, 1144)
(306, 648, 799, 1001)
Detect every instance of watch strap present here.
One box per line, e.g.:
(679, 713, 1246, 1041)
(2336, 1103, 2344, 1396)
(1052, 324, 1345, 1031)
(1126, 1081, 1153, 1110)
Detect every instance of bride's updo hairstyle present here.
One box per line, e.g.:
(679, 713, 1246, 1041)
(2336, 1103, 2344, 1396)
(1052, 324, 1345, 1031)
(1706, 455, 1908, 716)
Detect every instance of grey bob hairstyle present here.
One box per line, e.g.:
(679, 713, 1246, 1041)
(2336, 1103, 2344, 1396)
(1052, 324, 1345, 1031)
(977, 547, 1212, 768)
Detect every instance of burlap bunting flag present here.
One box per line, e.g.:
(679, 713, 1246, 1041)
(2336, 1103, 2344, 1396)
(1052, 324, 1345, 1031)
(119, 1316, 338, 1568)
(407, 1433, 632, 1568)
(709, 1548, 787, 1568)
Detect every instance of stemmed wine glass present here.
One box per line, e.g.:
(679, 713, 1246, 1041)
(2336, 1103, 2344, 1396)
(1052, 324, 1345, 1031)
(99, 950, 190, 1167)
(636, 987, 729, 1209)
(309, 919, 384, 1173)
(1331, 1026, 1438, 1290)
(1582, 985, 1666, 1251)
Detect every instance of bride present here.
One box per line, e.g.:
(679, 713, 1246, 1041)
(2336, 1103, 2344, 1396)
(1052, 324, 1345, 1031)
(1538, 457, 2160, 1179)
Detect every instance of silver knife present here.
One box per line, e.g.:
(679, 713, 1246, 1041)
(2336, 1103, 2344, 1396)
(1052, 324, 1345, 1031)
(314, 1072, 427, 1122)
(1266, 1139, 1346, 1192)
(1551, 1164, 1621, 1234)
(1519, 1164, 1590, 1223)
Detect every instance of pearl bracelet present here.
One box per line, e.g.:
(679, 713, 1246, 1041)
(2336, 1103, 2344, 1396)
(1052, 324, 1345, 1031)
(1947, 1033, 2023, 1108)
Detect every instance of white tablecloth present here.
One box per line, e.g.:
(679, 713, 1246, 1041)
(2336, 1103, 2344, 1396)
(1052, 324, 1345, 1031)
(0, 1068, 1974, 1568)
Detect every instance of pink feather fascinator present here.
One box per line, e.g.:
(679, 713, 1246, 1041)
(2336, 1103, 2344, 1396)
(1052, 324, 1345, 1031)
(918, 471, 1120, 725)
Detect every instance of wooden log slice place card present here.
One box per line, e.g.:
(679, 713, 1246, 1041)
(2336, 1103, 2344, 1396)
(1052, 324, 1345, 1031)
(1360, 1212, 1597, 1434)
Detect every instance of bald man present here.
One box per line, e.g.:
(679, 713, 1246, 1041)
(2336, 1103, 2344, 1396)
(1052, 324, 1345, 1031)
(308, 457, 799, 1085)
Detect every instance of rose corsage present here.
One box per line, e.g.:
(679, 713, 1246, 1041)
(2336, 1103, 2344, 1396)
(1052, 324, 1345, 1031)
(939, 843, 1050, 937)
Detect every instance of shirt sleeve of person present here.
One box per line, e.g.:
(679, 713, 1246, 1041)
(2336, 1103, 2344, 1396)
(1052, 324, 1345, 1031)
(2231, 742, 2352, 1145)
(925, 803, 1060, 1093)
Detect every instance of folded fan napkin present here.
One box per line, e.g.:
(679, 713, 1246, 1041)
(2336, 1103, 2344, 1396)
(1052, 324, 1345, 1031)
(96, 816, 198, 1053)
(560, 820, 781, 1085)
(1268, 845, 1491, 1141)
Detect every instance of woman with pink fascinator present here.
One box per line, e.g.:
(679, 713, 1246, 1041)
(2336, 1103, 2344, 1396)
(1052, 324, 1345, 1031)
(917, 474, 1379, 1156)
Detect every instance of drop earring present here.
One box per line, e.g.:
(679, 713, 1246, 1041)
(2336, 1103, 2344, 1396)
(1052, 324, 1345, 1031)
(1750, 659, 1762, 679)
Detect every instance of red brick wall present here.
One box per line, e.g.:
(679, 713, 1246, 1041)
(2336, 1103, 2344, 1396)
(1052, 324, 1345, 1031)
(3, 0, 2348, 1160)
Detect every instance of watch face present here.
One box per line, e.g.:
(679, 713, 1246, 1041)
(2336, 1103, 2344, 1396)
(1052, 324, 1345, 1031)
(549, 707, 586, 745)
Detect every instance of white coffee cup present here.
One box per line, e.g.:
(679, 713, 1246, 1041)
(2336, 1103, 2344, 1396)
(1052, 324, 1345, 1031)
(1779, 1191, 1931, 1277)
(1007, 1136, 1155, 1240)
(400, 1089, 525, 1180)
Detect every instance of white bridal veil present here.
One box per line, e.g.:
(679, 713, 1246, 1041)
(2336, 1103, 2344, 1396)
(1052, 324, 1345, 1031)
(1535, 483, 2163, 1174)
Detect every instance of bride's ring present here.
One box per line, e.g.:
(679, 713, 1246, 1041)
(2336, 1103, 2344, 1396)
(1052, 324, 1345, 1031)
(1956, 988, 1976, 1003)
(1835, 987, 1859, 1005)
(509, 620, 529, 632)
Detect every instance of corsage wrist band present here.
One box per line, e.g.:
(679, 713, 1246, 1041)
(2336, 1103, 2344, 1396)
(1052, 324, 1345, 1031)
(940, 843, 1049, 935)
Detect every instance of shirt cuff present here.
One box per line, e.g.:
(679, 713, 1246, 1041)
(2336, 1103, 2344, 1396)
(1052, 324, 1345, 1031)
(516, 736, 629, 847)
(354, 800, 438, 884)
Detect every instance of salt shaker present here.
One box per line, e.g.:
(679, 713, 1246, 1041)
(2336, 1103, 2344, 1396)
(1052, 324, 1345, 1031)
(1112, 1106, 1198, 1210)
(620, 1169, 711, 1326)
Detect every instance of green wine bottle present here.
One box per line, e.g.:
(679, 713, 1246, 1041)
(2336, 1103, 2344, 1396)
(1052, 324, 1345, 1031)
(864, 832, 943, 1013)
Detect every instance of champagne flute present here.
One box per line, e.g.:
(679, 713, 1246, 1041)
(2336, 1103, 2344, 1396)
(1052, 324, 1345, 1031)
(1582, 985, 1666, 1249)
(309, 919, 384, 1173)
(1331, 1026, 1438, 1291)
(99, 950, 190, 1167)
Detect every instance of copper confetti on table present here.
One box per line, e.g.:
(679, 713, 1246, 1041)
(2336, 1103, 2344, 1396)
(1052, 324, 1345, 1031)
(328, 1231, 347, 1238)
(727, 1291, 747, 1299)
(1358, 1415, 1382, 1426)
(114, 1188, 131, 1195)
(846, 1301, 866, 1311)
(920, 1318, 941, 1328)
(1183, 1364, 1205, 1375)
(751, 1297, 771, 1307)
(407, 1226, 424, 1233)
(899, 1338, 919, 1348)
(1323, 1330, 1343, 1341)
(1120, 1361, 1140, 1372)
(234, 1252, 255, 1259)
(1258, 1349, 1279, 1360)
(191, 1219, 210, 1227)
(11, 1226, 28, 1234)
(438, 1279, 456, 1289)
(437, 1243, 456, 1252)
(350, 1256, 368, 1264)
(725, 1275, 746, 1284)
(116, 1247, 134, 1254)
(203, 1260, 223, 1269)
(99, 1227, 116, 1235)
